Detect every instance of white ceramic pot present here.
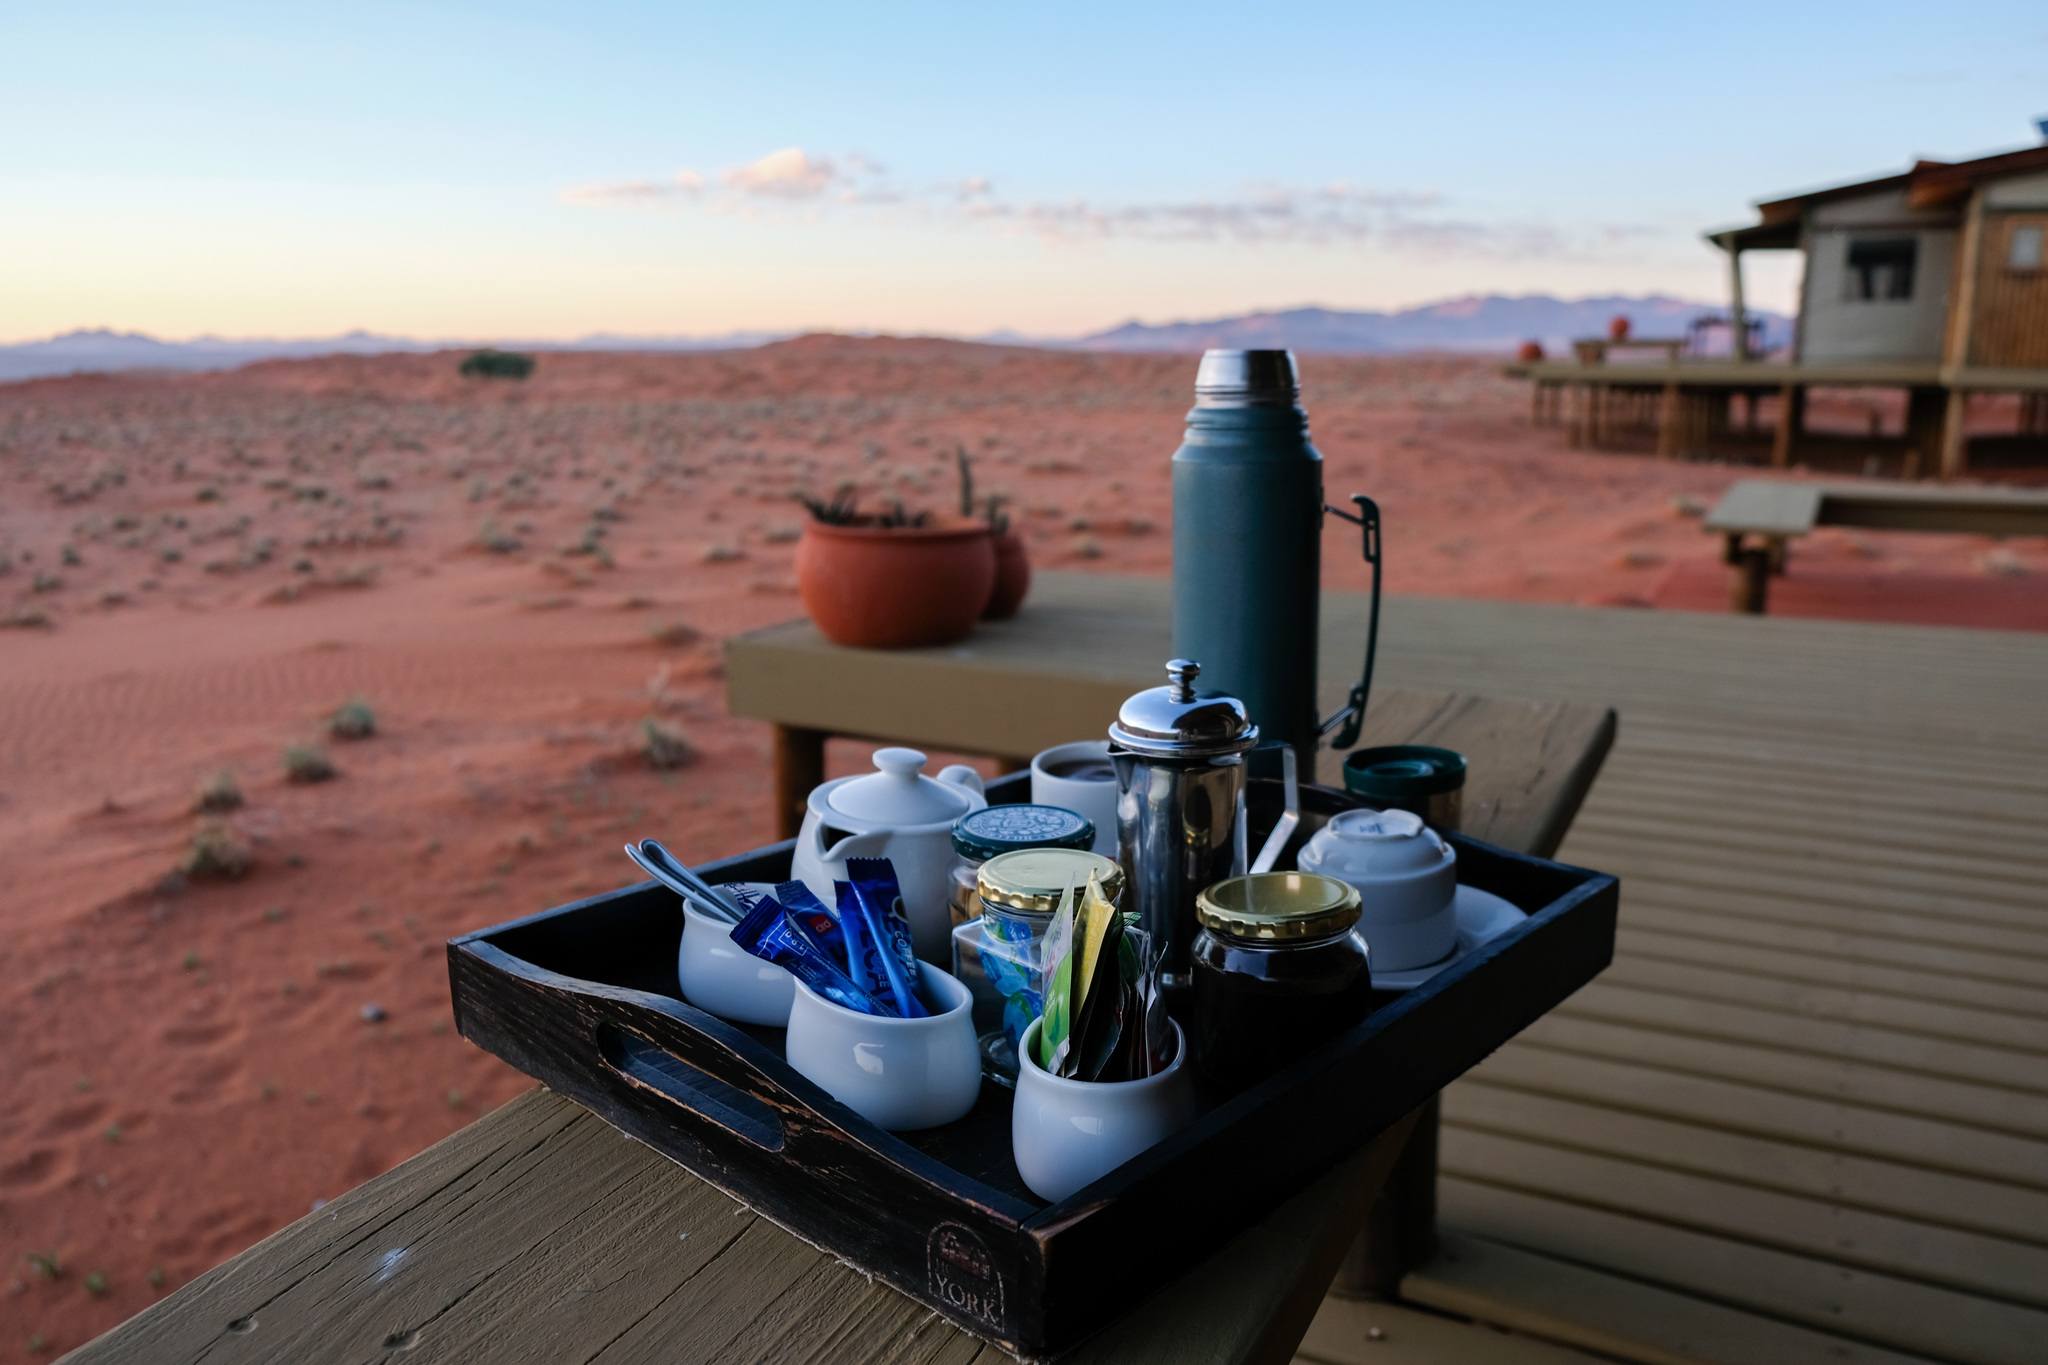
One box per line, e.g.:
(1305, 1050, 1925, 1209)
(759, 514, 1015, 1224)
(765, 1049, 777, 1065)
(792, 747, 985, 965)
(1296, 808, 1458, 972)
(678, 893, 795, 1026)
(1010, 1017, 1194, 1203)
(784, 962, 981, 1132)
(1029, 740, 1120, 856)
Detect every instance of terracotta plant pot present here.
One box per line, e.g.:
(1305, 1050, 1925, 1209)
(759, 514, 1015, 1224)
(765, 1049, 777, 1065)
(796, 520, 996, 649)
(982, 527, 1031, 620)
(1608, 314, 1632, 342)
(1515, 340, 1545, 363)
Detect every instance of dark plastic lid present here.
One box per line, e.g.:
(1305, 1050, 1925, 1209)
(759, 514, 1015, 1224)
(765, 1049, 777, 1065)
(1342, 745, 1468, 799)
(951, 803, 1095, 862)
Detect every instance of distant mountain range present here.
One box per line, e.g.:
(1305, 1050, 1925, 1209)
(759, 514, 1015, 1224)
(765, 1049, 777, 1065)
(0, 295, 1787, 382)
(0, 326, 781, 383)
(1068, 296, 1790, 355)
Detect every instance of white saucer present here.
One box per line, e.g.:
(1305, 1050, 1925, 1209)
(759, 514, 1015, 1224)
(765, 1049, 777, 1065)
(1366, 885, 1525, 991)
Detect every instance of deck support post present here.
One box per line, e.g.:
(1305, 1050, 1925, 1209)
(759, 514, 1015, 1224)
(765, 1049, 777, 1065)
(1771, 384, 1805, 468)
(1905, 387, 1947, 479)
(1726, 244, 1749, 362)
(1332, 1097, 1439, 1299)
(1656, 384, 1681, 457)
(771, 723, 828, 840)
(1726, 535, 1772, 614)
(1938, 390, 1969, 481)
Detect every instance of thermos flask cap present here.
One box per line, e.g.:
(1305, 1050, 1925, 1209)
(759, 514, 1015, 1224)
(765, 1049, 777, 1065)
(1194, 349, 1300, 408)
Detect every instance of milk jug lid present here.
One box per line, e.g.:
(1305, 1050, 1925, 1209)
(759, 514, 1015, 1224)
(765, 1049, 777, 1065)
(1108, 659, 1258, 758)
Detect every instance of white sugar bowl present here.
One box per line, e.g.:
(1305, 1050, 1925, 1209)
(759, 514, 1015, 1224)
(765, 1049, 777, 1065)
(1296, 809, 1458, 972)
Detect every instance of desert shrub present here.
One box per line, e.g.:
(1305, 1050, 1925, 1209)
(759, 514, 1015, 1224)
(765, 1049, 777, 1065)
(459, 349, 536, 381)
(649, 620, 700, 648)
(283, 744, 337, 784)
(793, 484, 928, 529)
(328, 699, 376, 741)
(181, 822, 252, 881)
(195, 769, 243, 813)
(640, 718, 695, 771)
(476, 520, 522, 555)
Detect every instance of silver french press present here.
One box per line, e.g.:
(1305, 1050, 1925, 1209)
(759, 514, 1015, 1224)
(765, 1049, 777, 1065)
(1109, 659, 1297, 996)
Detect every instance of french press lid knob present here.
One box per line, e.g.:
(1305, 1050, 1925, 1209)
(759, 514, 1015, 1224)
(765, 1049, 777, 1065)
(1108, 658, 1259, 758)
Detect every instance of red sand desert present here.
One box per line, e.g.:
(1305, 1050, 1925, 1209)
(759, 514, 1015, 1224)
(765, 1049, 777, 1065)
(3, 339, 2044, 1350)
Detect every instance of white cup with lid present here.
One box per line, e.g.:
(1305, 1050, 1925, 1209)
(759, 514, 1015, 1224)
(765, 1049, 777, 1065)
(1295, 809, 1458, 972)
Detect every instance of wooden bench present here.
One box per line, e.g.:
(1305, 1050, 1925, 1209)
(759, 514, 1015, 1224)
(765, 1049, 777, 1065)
(1704, 478, 2048, 613)
(1569, 337, 1686, 367)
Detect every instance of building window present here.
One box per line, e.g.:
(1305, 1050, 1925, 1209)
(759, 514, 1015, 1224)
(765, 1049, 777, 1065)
(1843, 237, 1917, 301)
(2010, 225, 2044, 272)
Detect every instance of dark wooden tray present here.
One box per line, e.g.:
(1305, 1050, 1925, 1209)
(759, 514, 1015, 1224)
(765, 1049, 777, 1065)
(447, 775, 1617, 1358)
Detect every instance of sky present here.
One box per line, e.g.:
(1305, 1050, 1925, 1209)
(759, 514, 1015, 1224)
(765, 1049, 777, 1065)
(2, 1, 2042, 342)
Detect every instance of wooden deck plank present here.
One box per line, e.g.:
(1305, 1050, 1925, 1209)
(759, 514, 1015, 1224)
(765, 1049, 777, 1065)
(1468, 1045, 2048, 1189)
(1606, 884, 2048, 962)
(1517, 1013, 2048, 1138)
(1440, 1127, 2048, 1307)
(1608, 925, 2048, 1019)
(1595, 903, 2048, 992)
(1579, 783, 2048, 866)
(1445, 1083, 2048, 1249)
(1568, 818, 2048, 908)
(1295, 1297, 1609, 1365)
(1436, 1179, 2048, 1365)
(1557, 980, 2048, 1093)
(1576, 850, 2048, 935)
(1404, 1230, 1943, 1365)
(1593, 955, 2048, 1056)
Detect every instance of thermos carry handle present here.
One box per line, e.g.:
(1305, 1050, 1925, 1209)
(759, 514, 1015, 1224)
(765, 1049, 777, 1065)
(1319, 495, 1382, 750)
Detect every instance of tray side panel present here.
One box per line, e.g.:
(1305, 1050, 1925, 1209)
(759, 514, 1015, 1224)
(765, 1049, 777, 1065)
(448, 942, 1052, 1352)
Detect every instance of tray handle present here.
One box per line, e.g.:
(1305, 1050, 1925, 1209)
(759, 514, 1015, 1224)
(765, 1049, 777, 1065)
(596, 1022, 786, 1153)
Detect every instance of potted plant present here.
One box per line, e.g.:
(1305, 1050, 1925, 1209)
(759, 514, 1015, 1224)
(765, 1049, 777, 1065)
(793, 486, 996, 649)
(957, 448, 1030, 619)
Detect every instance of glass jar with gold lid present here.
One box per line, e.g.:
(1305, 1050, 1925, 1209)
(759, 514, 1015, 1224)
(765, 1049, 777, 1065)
(949, 847, 1124, 1083)
(1190, 872, 1372, 1090)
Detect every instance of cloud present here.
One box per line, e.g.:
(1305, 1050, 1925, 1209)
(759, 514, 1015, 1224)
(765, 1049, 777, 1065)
(959, 183, 1555, 256)
(560, 150, 1630, 261)
(559, 170, 703, 204)
(722, 147, 837, 198)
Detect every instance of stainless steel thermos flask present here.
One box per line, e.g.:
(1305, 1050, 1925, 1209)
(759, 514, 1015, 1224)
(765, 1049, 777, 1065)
(1170, 350, 1380, 772)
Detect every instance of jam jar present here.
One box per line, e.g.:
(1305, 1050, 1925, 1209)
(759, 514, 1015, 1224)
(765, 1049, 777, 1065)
(1190, 872, 1371, 1090)
(947, 803, 1096, 928)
